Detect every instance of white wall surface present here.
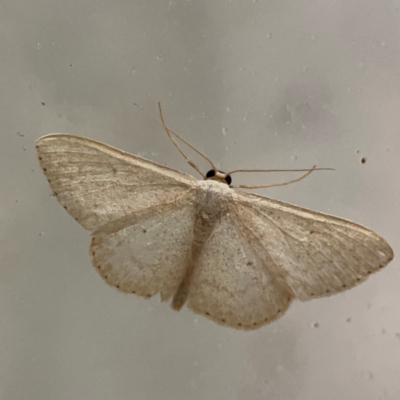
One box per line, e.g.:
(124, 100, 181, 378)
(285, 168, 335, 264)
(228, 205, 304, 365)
(1, 1, 399, 399)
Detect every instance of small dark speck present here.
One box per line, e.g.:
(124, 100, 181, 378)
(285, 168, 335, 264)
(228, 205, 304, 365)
(96, 265, 100, 270)
(326, 290, 330, 293)
(132, 290, 136, 294)
(104, 275, 108, 279)
(264, 317, 268, 322)
(221, 319, 226, 323)
(346, 318, 352, 323)
(342, 284, 347, 288)
(41, 101, 46, 106)
(69, 63, 73, 67)
(39, 157, 42, 160)
(17, 132, 25, 137)
(367, 271, 372, 274)
(205, 312, 210, 316)
(43, 168, 47, 171)
(356, 278, 361, 281)
(310, 293, 314, 296)
(313, 322, 320, 328)
(116, 285, 120, 289)
(146, 294, 151, 298)
(361, 157, 366, 164)
(238, 323, 242, 326)
(277, 309, 281, 313)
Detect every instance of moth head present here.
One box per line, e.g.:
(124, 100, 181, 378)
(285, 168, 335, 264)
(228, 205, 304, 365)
(205, 170, 232, 186)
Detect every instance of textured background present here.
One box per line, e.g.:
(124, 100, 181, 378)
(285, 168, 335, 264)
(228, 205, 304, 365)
(1, 1, 399, 399)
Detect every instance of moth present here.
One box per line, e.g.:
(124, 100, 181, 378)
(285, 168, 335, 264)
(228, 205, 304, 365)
(36, 104, 393, 330)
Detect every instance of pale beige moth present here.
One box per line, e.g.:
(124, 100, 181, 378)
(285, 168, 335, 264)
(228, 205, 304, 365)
(36, 106, 394, 330)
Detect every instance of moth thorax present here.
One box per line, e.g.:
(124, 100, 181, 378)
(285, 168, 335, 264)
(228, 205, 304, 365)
(192, 186, 226, 258)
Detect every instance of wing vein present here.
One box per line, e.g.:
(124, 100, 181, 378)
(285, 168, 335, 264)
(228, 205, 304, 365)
(248, 205, 326, 269)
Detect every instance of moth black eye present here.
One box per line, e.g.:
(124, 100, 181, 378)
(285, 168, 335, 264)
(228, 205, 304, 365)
(205, 169, 232, 185)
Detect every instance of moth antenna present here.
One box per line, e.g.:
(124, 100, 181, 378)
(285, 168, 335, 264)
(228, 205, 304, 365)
(157, 103, 211, 177)
(227, 167, 334, 175)
(232, 165, 318, 189)
(134, 102, 218, 178)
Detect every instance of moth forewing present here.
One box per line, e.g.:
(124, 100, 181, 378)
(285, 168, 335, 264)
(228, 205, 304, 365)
(232, 191, 394, 302)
